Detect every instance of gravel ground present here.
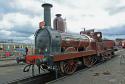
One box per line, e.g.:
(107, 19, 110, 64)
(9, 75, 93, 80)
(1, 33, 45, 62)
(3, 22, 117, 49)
(0, 60, 18, 67)
(0, 64, 46, 84)
(48, 49, 125, 84)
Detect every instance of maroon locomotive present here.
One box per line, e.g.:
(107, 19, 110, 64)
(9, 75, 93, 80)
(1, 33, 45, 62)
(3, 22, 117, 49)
(22, 3, 115, 75)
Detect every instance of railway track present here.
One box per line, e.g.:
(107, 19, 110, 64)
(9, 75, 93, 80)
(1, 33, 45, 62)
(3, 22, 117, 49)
(8, 55, 118, 84)
(8, 72, 56, 84)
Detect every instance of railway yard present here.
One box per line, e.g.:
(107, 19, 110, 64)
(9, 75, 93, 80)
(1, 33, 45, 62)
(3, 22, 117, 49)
(1, 2, 125, 84)
(0, 49, 125, 84)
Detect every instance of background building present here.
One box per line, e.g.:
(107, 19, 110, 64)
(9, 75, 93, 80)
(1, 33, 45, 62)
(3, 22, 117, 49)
(0, 39, 34, 59)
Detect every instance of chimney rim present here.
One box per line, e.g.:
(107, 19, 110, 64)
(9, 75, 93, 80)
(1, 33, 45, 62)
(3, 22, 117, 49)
(56, 14, 62, 17)
(42, 3, 53, 7)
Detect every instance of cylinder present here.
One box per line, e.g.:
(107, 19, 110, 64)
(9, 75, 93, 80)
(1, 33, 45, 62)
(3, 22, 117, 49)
(42, 3, 53, 27)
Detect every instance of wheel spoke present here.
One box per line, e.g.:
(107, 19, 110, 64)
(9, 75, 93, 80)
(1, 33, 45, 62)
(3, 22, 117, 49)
(66, 66, 70, 73)
(64, 64, 69, 71)
(84, 56, 97, 67)
(70, 65, 73, 72)
(70, 65, 74, 72)
(60, 60, 77, 74)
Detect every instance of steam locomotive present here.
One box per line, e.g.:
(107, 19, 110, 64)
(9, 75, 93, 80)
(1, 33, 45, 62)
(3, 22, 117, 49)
(23, 3, 115, 75)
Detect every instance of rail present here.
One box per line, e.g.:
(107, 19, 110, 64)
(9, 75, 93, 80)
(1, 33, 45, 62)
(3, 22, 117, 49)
(8, 72, 55, 84)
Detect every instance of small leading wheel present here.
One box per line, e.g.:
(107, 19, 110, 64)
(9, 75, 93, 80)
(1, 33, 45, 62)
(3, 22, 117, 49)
(60, 60, 77, 75)
(83, 56, 97, 67)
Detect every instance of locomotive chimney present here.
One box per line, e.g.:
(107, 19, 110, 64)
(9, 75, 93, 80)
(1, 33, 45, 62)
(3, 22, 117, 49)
(42, 3, 53, 27)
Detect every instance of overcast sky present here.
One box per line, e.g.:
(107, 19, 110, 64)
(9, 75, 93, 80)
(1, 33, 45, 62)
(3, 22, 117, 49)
(0, 0, 125, 42)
